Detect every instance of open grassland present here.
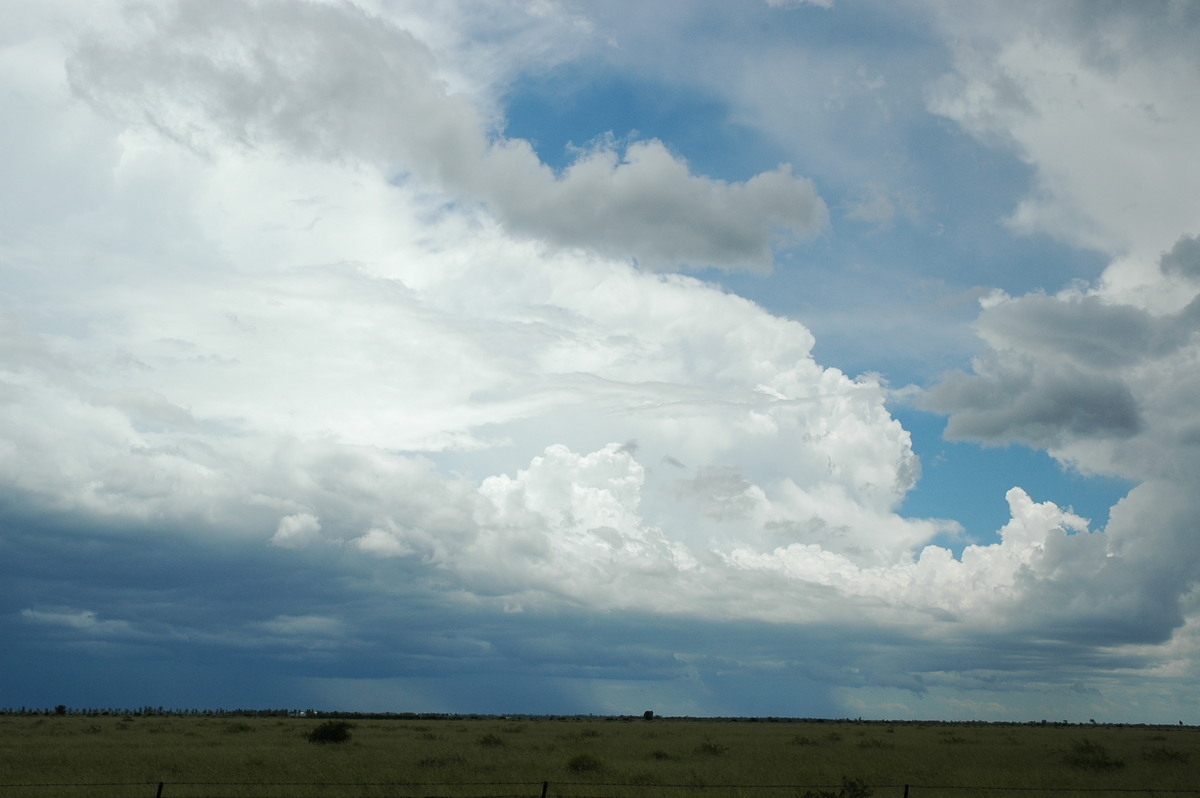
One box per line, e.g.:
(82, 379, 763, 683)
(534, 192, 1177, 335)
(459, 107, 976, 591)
(3, 714, 1200, 797)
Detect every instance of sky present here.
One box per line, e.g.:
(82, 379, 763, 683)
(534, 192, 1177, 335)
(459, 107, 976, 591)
(3, 0, 1200, 723)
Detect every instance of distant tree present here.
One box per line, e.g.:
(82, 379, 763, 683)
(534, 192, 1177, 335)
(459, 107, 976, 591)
(54, 705, 67, 716)
(643, 710, 654, 720)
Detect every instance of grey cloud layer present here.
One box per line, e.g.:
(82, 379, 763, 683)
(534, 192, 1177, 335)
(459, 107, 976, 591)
(928, 355, 1142, 447)
(67, 0, 825, 273)
(925, 273, 1200, 448)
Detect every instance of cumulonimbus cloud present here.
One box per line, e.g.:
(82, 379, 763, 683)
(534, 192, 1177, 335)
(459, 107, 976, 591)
(7, 0, 1200, 720)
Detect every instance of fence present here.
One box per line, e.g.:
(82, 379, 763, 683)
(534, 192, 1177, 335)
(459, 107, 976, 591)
(4, 781, 1200, 797)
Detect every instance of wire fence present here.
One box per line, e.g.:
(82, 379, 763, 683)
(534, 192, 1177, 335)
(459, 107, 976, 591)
(4, 780, 1200, 798)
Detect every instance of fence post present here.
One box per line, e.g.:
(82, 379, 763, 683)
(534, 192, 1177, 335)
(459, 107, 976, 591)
(155, 782, 164, 798)
(902, 785, 909, 798)
(540, 781, 549, 798)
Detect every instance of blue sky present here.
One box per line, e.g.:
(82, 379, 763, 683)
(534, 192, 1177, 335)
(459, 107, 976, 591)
(3, 0, 1200, 723)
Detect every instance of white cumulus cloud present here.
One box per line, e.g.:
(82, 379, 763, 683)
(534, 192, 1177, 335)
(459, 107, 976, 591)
(64, 0, 826, 273)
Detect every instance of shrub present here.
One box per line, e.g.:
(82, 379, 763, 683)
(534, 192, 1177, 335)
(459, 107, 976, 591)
(1063, 739, 1124, 771)
(306, 720, 353, 744)
(696, 740, 727, 756)
(648, 749, 671, 760)
(567, 753, 605, 773)
(1142, 746, 1190, 764)
(856, 738, 893, 749)
(478, 733, 505, 747)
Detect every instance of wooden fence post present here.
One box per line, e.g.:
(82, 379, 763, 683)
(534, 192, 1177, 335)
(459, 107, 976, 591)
(155, 782, 164, 798)
(902, 785, 909, 798)
(540, 780, 549, 798)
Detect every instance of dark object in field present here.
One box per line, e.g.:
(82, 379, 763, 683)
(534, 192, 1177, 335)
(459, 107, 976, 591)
(1063, 738, 1124, 770)
(307, 719, 354, 744)
(567, 753, 605, 773)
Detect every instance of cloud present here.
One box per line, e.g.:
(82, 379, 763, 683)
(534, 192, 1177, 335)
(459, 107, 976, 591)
(64, 0, 825, 272)
(928, 0, 1200, 267)
(21, 608, 137, 637)
(0, 14, 938, 642)
(1161, 234, 1200, 282)
(925, 350, 1142, 448)
(766, 0, 834, 10)
(844, 186, 897, 227)
(487, 139, 826, 271)
(257, 614, 344, 649)
(272, 513, 322, 550)
(923, 276, 1200, 448)
(7, 0, 1200, 720)
(919, 0, 1200, 673)
(922, 275, 1200, 644)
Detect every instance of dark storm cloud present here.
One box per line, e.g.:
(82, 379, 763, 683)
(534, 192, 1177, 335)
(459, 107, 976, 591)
(978, 292, 1200, 369)
(1161, 234, 1200, 281)
(926, 356, 1141, 446)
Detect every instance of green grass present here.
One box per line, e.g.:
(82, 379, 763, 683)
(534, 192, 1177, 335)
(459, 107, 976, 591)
(1, 715, 1199, 797)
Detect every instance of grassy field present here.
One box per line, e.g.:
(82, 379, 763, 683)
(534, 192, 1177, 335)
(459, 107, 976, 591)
(2, 714, 1199, 797)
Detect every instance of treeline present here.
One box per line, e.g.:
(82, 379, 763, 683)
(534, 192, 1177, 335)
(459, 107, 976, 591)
(1, 706, 1186, 729)
(0, 706, 650, 721)
(0, 706, 318, 718)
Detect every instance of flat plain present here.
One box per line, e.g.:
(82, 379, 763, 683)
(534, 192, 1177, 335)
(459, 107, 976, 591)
(2, 714, 1199, 797)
